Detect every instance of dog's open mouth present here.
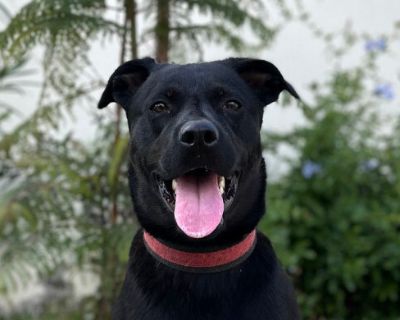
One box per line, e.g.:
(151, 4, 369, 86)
(155, 168, 239, 238)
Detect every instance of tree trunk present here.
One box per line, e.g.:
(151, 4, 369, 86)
(155, 0, 170, 62)
(111, 0, 137, 224)
(97, 1, 139, 318)
(126, 0, 137, 59)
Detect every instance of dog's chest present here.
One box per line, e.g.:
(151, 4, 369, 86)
(123, 271, 285, 320)
(114, 233, 298, 320)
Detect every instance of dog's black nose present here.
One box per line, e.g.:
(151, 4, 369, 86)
(179, 120, 219, 147)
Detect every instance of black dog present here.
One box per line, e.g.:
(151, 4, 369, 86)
(98, 57, 300, 320)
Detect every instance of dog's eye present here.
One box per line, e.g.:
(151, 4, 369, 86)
(150, 102, 170, 113)
(224, 100, 241, 111)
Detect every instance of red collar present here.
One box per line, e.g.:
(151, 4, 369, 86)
(143, 230, 257, 273)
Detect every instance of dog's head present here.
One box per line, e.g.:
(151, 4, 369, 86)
(98, 58, 298, 244)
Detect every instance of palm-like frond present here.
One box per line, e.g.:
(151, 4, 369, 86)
(0, 0, 122, 112)
(0, 58, 37, 111)
(0, 0, 119, 61)
(0, 3, 12, 22)
(166, 0, 277, 61)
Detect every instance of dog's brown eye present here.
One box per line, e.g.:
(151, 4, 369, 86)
(150, 102, 170, 113)
(224, 100, 241, 111)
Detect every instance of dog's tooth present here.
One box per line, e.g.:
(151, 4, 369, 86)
(218, 177, 225, 191)
(172, 179, 177, 192)
(218, 177, 225, 195)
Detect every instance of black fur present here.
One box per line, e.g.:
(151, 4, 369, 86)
(99, 58, 300, 319)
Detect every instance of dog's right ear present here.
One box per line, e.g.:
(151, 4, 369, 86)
(98, 57, 156, 109)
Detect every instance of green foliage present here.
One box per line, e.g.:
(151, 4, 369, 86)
(0, 0, 120, 105)
(165, 0, 276, 60)
(0, 114, 135, 316)
(261, 67, 400, 319)
(0, 58, 37, 111)
(0, 0, 118, 62)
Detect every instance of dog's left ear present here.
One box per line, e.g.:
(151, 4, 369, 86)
(220, 58, 300, 106)
(98, 57, 156, 109)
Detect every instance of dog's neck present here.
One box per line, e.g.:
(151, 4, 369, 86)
(143, 229, 257, 273)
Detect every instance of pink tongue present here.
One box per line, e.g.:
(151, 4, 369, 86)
(174, 174, 224, 238)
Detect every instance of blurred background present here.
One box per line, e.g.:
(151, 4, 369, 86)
(0, 0, 399, 319)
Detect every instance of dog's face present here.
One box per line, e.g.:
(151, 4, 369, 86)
(99, 58, 298, 243)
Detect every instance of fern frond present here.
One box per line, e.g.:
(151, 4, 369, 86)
(0, 0, 120, 61)
(0, 0, 122, 112)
